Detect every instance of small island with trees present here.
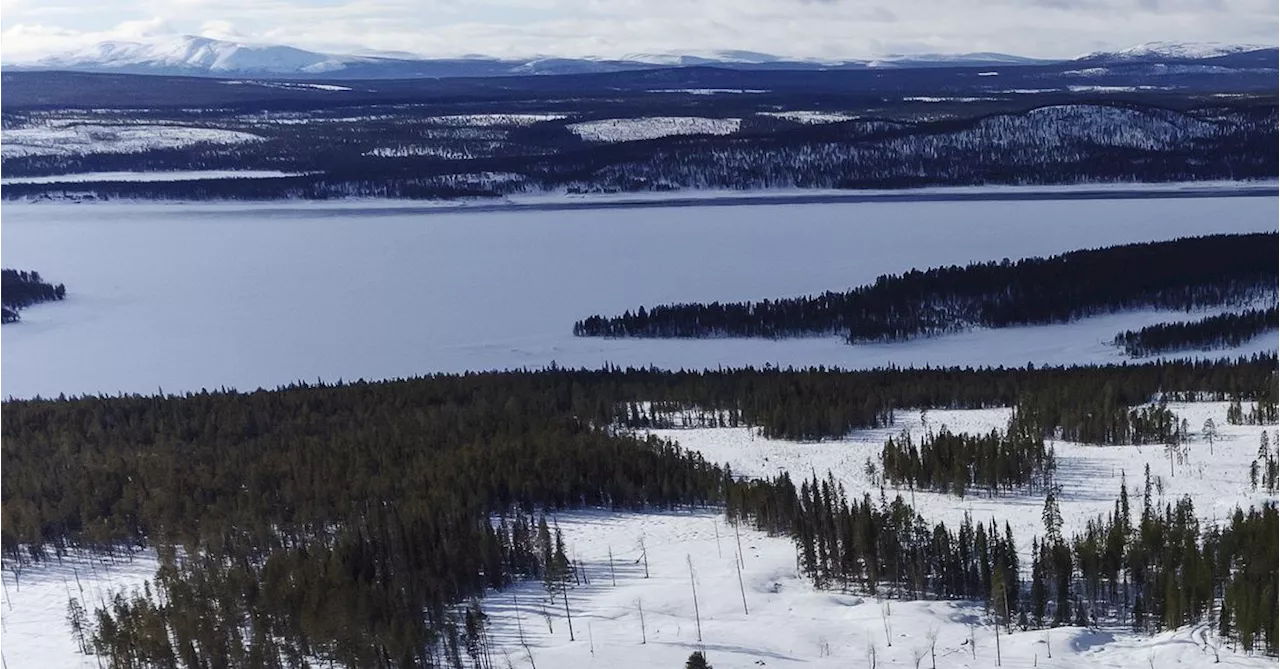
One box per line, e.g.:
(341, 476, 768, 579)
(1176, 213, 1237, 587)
(572, 233, 1277, 345)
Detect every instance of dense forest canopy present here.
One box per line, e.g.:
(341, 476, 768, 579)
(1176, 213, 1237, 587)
(1, 268, 66, 323)
(574, 233, 1278, 344)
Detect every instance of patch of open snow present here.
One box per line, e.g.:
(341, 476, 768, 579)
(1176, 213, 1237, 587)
(757, 111, 859, 124)
(0, 124, 263, 158)
(568, 117, 741, 143)
(905, 96, 1001, 102)
(1, 170, 305, 185)
(221, 80, 352, 91)
(424, 114, 569, 127)
(977, 71, 1000, 76)
(2, 550, 158, 669)
(647, 88, 769, 94)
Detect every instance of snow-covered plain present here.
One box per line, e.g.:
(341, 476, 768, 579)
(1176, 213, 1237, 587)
(758, 111, 860, 124)
(0, 124, 264, 158)
(0, 170, 303, 185)
(568, 117, 742, 142)
(1, 196, 1276, 399)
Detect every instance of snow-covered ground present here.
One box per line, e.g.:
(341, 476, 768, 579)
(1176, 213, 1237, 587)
(0, 170, 304, 185)
(568, 117, 742, 142)
(758, 111, 861, 124)
(1, 196, 1275, 399)
(1, 550, 158, 669)
(476, 506, 1273, 669)
(647, 402, 1278, 562)
(0, 124, 264, 158)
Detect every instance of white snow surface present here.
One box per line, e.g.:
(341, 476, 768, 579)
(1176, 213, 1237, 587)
(0, 124, 263, 158)
(1, 196, 1276, 400)
(2, 550, 159, 669)
(568, 117, 742, 142)
(758, 111, 860, 124)
(424, 113, 569, 127)
(0, 170, 303, 185)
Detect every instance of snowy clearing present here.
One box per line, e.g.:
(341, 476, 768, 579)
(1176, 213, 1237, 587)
(475, 505, 1274, 669)
(1, 196, 1274, 399)
(758, 111, 861, 124)
(648, 88, 769, 95)
(0, 170, 304, 185)
(424, 113, 569, 126)
(568, 117, 741, 142)
(0, 124, 263, 158)
(647, 401, 1278, 564)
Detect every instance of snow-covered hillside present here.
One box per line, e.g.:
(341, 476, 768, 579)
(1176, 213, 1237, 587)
(0, 123, 263, 158)
(33, 35, 357, 74)
(1079, 42, 1272, 61)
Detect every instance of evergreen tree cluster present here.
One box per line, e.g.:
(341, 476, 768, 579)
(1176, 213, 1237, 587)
(573, 234, 1278, 344)
(1227, 387, 1280, 426)
(880, 408, 1053, 496)
(1114, 307, 1279, 357)
(779, 474, 1022, 604)
(1, 268, 67, 323)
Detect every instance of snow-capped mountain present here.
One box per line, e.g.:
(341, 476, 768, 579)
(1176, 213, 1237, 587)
(1077, 41, 1274, 62)
(33, 35, 361, 75)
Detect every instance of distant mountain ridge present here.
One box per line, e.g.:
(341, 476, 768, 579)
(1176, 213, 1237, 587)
(9, 35, 1277, 79)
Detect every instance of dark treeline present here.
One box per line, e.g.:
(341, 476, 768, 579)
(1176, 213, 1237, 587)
(1, 268, 66, 323)
(607, 355, 1276, 441)
(573, 234, 1278, 344)
(880, 408, 1053, 496)
(1228, 392, 1280, 426)
(1114, 307, 1280, 357)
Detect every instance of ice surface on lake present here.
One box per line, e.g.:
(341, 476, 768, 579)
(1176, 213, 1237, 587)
(1, 196, 1275, 399)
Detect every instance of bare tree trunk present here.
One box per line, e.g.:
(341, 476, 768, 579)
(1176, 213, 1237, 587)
(736, 551, 749, 615)
(688, 555, 703, 643)
(608, 546, 617, 587)
(636, 599, 647, 645)
(562, 588, 575, 642)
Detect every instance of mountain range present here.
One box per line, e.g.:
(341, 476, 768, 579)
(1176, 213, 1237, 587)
(8, 35, 1277, 79)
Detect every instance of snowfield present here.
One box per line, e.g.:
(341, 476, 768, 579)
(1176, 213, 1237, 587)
(1, 196, 1275, 399)
(569, 117, 742, 142)
(758, 111, 861, 124)
(0, 124, 263, 158)
(425, 113, 569, 126)
(647, 402, 1278, 563)
(0, 170, 304, 185)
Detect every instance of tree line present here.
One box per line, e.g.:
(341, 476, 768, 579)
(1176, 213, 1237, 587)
(573, 233, 1278, 344)
(1, 268, 66, 323)
(1114, 307, 1279, 357)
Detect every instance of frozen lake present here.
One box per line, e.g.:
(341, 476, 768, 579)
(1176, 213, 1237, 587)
(2, 195, 1276, 399)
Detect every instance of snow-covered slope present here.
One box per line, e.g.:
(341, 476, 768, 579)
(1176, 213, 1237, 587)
(34, 35, 358, 75)
(1079, 41, 1274, 61)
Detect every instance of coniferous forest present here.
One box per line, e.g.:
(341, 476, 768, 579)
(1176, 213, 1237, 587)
(573, 233, 1278, 343)
(2, 358, 1277, 666)
(1, 268, 67, 323)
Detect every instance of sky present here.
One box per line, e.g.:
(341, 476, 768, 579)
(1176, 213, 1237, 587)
(0, 0, 1276, 63)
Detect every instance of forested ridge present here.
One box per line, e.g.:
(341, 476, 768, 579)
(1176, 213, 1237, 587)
(574, 233, 1278, 344)
(1, 268, 66, 323)
(1114, 306, 1279, 357)
(3, 358, 1276, 666)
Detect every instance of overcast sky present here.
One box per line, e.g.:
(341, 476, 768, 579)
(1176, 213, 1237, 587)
(1, 0, 1276, 62)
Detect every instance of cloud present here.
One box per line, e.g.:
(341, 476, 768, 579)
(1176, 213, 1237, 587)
(1, 0, 1275, 63)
